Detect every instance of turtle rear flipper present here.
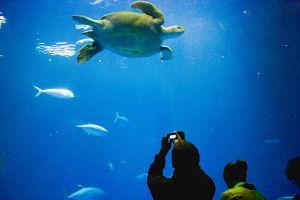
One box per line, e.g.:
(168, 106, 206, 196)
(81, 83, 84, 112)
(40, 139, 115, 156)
(77, 42, 103, 64)
(131, 1, 164, 24)
(160, 46, 172, 61)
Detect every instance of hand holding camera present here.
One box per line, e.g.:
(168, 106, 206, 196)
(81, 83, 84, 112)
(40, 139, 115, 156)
(160, 131, 185, 155)
(168, 130, 185, 143)
(169, 133, 178, 140)
(161, 134, 172, 154)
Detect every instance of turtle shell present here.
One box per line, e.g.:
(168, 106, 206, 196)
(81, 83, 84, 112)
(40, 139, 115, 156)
(95, 11, 163, 57)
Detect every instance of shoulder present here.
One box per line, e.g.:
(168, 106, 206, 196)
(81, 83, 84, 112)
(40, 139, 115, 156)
(221, 187, 266, 200)
(221, 189, 232, 200)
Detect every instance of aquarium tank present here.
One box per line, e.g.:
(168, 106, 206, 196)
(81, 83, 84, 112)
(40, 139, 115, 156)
(0, 0, 299, 200)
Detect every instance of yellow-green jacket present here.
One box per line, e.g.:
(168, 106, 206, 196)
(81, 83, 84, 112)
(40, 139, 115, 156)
(221, 182, 266, 200)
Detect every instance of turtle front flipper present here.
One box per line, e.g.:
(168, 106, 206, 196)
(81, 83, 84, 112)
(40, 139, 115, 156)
(160, 46, 172, 61)
(72, 15, 104, 28)
(131, 1, 164, 25)
(77, 42, 103, 64)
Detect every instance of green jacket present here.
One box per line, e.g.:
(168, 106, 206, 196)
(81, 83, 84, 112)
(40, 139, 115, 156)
(221, 182, 266, 200)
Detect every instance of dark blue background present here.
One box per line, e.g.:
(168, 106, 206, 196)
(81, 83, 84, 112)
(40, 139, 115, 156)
(0, 0, 300, 199)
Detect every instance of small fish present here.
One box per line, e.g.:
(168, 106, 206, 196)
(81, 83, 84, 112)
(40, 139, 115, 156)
(264, 139, 280, 144)
(0, 15, 6, 29)
(89, 0, 104, 5)
(113, 111, 129, 124)
(218, 22, 226, 31)
(135, 172, 148, 180)
(243, 9, 251, 16)
(76, 123, 108, 137)
(68, 187, 104, 199)
(120, 160, 126, 165)
(33, 86, 74, 98)
(107, 162, 114, 171)
(277, 197, 294, 200)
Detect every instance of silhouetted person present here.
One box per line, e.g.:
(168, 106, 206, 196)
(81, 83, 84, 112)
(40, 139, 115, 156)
(286, 156, 300, 187)
(147, 131, 215, 200)
(278, 156, 300, 200)
(221, 160, 266, 200)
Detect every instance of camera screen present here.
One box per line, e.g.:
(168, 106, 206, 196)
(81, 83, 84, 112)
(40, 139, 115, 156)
(169, 134, 177, 139)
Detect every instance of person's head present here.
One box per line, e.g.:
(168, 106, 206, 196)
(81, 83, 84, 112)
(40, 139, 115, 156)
(223, 160, 248, 188)
(285, 156, 300, 189)
(171, 140, 200, 171)
(170, 130, 185, 144)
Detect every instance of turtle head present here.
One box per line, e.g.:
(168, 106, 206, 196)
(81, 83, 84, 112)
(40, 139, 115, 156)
(161, 25, 184, 40)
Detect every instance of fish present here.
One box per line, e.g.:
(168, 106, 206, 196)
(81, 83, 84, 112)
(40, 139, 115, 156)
(0, 14, 6, 29)
(113, 111, 129, 124)
(135, 172, 148, 180)
(106, 162, 114, 171)
(76, 123, 108, 137)
(218, 22, 226, 31)
(68, 187, 104, 199)
(33, 86, 74, 98)
(277, 197, 294, 200)
(243, 9, 251, 16)
(89, 0, 104, 5)
(264, 139, 280, 144)
(120, 160, 126, 165)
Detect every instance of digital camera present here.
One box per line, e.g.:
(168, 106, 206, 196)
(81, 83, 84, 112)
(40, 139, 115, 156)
(169, 132, 178, 140)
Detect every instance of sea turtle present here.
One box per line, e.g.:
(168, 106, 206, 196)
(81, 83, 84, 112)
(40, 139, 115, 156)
(72, 1, 184, 63)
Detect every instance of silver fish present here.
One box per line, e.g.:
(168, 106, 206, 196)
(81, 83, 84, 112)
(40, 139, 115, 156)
(264, 139, 280, 144)
(113, 111, 129, 124)
(107, 162, 114, 171)
(33, 86, 74, 99)
(89, 0, 104, 5)
(135, 172, 148, 180)
(76, 123, 108, 137)
(68, 187, 104, 199)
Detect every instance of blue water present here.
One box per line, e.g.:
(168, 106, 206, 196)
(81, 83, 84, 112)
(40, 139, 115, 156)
(0, 0, 300, 199)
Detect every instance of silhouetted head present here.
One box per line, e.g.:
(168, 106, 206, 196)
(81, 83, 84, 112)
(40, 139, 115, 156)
(173, 130, 185, 141)
(172, 140, 200, 170)
(286, 156, 300, 188)
(223, 160, 248, 188)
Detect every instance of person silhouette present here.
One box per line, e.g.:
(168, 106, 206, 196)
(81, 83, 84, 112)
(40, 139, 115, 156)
(221, 160, 266, 200)
(278, 156, 300, 200)
(147, 131, 215, 200)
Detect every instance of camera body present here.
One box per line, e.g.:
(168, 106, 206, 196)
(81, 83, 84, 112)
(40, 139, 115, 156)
(169, 132, 178, 140)
(168, 130, 185, 141)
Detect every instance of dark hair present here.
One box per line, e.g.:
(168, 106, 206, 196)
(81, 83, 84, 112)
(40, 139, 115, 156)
(176, 130, 185, 140)
(171, 140, 200, 170)
(286, 156, 300, 182)
(223, 160, 248, 188)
